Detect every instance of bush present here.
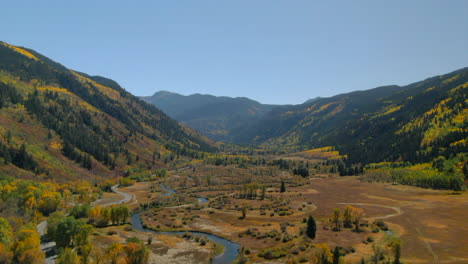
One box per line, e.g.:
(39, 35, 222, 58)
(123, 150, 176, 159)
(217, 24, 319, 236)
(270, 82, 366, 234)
(281, 233, 293, 243)
(200, 238, 207, 246)
(258, 248, 287, 260)
(373, 220, 388, 231)
(290, 247, 300, 255)
(238, 255, 248, 264)
(70, 204, 90, 219)
(266, 230, 280, 238)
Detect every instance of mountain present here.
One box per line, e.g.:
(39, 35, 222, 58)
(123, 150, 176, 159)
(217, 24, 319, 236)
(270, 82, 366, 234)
(140, 91, 276, 142)
(237, 68, 468, 164)
(303, 97, 322, 104)
(0, 41, 215, 181)
(143, 68, 467, 166)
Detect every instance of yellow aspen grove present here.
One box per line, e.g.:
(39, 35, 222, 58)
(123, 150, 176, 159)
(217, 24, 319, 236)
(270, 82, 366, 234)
(12, 228, 44, 264)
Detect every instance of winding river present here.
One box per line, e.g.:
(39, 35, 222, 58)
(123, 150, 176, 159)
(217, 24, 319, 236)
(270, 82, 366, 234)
(131, 185, 240, 264)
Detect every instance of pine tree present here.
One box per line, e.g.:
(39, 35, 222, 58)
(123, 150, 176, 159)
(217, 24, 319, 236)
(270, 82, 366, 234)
(393, 243, 401, 264)
(333, 246, 340, 264)
(260, 185, 266, 200)
(280, 180, 286, 193)
(306, 215, 316, 239)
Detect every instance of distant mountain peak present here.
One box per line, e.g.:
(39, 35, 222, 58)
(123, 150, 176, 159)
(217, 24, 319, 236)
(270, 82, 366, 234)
(153, 90, 178, 96)
(140, 91, 275, 142)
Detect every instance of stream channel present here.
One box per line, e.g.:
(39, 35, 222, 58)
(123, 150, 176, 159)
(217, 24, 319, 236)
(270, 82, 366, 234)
(131, 185, 240, 264)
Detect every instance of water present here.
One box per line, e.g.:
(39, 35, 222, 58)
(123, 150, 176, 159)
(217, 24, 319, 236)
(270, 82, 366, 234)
(197, 197, 208, 204)
(131, 185, 240, 264)
(161, 185, 207, 205)
(160, 185, 176, 196)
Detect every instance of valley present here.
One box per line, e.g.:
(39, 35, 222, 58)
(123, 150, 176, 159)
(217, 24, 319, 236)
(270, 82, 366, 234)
(0, 41, 466, 264)
(77, 165, 468, 264)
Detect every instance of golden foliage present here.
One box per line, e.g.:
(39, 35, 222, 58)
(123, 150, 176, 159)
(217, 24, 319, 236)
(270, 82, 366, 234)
(318, 103, 333, 111)
(382, 104, 403, 116)
(295, 146, 343, 160)
(452, 109, 468, 124)
(89, 205, 101, 220)
(441, 74, 459, 85)
(425, 86, 435, 92)
(1, 43, 39, 61)
(107, 243, 125, 263)
(71, 71, 121, 100)
(397, 83, 467, 148)
(2, 184, 17, 193)
(56, 248, 81, 264)
(49, 141, 62, 150)
(12, 228, 44, 264)
(38, 86, 99, 112)
(37, 85, 71, 94)
(0, 243, 13, 263)
(313, 243, 332, 264)
(450, 139, 466, 147)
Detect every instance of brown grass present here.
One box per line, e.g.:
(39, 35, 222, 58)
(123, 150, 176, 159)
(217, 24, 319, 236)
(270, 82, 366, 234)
(122, 170, 468, 264)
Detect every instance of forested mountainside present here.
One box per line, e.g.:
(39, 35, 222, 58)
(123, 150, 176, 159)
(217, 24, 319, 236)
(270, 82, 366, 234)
(0, 41, 215, 181)
(236, 67, 468, 164)
(140, 91, 276, 142)
(145, 68, 467, 167)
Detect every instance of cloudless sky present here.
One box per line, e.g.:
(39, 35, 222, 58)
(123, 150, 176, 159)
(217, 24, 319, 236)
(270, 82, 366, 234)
(2, 0, 467, 104)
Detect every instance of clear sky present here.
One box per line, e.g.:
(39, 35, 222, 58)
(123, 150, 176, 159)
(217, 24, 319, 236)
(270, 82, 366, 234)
(2, 0, 467, 104)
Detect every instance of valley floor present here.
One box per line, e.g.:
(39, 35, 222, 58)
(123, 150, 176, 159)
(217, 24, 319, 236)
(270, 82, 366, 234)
(115, 176, 468, 264)
(295, 177, 468, 264)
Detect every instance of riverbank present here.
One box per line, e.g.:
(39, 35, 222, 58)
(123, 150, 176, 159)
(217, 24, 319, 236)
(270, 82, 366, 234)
(130, 184, 241, 264)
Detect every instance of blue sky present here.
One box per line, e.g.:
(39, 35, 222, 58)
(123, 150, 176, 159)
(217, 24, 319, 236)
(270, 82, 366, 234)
(3, 0, 467, 104)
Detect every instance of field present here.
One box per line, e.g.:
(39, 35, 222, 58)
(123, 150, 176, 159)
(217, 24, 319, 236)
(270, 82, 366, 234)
(296, 177, 468, 263)
(114, 166, 468, 264)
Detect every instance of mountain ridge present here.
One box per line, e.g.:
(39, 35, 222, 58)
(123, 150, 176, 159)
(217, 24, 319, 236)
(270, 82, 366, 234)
(244, 67, 468, 164)
(0, 41, 215, 181)
(143, 67, 468, 165)
(140, 91, 277, 142)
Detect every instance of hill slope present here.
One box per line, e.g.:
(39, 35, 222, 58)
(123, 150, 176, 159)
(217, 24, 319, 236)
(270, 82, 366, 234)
(142, 68, 467, 166)
(238, 68, 468, 164)
(140, 91, 276, 141)
(0, 41, 215, 181)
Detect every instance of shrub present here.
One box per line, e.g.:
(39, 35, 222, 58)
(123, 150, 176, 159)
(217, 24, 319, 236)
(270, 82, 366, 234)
(259, 248, 287, 260)
(290, 247, 300, 255)
(373, 220, 388, 231)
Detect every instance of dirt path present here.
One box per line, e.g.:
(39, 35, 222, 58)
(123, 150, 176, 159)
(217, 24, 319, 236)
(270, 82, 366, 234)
(301, 177, 468, 263)
(337, 202, 403, 219)
(338, 199, 442, 262)
(415, 225, 438, 263)
(92, 184, 136, 207)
